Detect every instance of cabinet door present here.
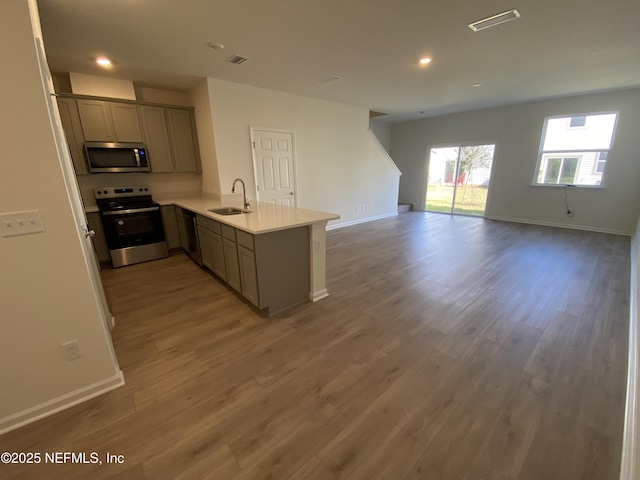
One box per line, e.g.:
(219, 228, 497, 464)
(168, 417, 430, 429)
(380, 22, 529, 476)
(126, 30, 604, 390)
(223, 237, 241, 292)
(238, 245, 259, 306)
(56, 98, 88, 174)
(197, 225, 213, 270)
(86, 212, 110, 263)
(77, 99, 116, 141)
(139, 105, 174, 172)
(110, 102, 143, 143)
(166, 108, 199, 172)
(210, 232, 226, 280)
(175, 210, 188, 252)
(161, 205, 180, 249)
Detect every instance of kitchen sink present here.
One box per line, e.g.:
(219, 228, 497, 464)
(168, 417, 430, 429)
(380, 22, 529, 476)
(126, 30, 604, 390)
(207, 207, 250, 216)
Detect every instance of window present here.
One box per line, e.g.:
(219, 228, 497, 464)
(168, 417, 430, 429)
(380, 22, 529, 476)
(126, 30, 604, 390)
(540, 157, 579, 184)
(569, 116, 587, 128)
(534, 112, 617, 186)
(594, 151, 607, 174)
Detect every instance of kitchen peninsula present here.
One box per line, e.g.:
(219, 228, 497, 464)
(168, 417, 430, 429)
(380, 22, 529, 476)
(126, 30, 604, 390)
(162, 197, 340, 315)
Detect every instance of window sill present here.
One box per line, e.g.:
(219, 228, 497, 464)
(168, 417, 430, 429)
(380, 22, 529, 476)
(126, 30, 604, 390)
(530, 183, 605, 189)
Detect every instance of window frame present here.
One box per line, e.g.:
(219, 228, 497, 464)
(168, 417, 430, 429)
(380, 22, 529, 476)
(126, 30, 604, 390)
(594, 151, 607, 174)
(533, 111, 618, 188)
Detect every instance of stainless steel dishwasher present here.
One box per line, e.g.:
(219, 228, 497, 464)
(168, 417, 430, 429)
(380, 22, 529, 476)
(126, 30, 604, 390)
(183, 209, 202, 265)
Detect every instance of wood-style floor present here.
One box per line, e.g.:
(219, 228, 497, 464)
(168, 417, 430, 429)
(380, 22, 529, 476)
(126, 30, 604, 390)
(0, 213, 630, 480)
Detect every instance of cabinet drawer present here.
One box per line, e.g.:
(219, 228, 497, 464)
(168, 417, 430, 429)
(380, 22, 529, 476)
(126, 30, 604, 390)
(221, 224, 236, 241)
(236, 230, 254, 251)
(196, 214, 208, 228)
(208, 218, 222, 235)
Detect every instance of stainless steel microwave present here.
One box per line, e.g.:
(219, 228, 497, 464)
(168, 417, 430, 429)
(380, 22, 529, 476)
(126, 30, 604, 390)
(85, 142, 150, 173)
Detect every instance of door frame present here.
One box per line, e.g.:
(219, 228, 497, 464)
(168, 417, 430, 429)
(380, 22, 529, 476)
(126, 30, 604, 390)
(423, 139, 499, 218)
(249, 126, 299, 207)
(35, 38, 120, 365)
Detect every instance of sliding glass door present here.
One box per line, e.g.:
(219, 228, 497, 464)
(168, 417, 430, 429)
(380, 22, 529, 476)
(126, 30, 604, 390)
(425, 144, 495, 216)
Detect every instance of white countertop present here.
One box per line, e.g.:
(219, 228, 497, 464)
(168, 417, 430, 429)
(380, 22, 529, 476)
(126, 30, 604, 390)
(161, 196, 340, 234)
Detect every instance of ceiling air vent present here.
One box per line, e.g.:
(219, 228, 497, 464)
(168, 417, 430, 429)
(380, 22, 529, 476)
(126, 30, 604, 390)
(317, 76, 343, 85)
(468, 9, 520, 32)
(226, 54, 249, 65)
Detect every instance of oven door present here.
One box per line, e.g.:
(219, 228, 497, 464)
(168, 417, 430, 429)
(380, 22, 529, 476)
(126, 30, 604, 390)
(100, 206, 166, 250)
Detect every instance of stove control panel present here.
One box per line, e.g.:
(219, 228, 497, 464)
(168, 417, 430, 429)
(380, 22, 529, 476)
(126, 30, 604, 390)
(94, 186, 151, 199)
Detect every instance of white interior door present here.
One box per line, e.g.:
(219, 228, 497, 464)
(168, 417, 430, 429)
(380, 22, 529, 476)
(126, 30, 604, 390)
(35, 39, 116, 339)
(251, 128, 297, 207)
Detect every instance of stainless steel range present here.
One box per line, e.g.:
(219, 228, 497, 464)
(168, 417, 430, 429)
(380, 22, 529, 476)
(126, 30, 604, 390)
(95, 185, 168, 268)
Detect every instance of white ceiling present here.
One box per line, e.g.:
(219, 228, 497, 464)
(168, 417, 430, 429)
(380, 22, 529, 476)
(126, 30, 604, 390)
(37, 0, 640, 123)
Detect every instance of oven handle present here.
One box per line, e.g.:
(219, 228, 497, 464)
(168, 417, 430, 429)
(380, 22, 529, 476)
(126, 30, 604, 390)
(102, 206, 160, 216)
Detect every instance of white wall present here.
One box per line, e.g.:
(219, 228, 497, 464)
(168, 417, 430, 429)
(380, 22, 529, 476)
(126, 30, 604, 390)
(0, 0, 121, 433)
(391, 88, 640, 234)
(203, 78, 400, 226)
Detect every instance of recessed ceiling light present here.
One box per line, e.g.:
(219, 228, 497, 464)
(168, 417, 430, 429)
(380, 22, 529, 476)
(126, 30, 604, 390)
(473, 83, 482, 87)
(96, 57, 112, 67)
(209, 43, 225, 51)
(419, 57, 432, 65)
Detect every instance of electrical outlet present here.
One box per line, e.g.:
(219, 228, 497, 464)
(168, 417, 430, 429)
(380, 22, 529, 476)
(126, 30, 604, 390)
(61, 340, 82, 361)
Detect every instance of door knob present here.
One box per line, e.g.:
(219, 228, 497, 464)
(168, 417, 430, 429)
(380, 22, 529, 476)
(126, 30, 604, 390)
(289, 191, 295, 195)
(84, 229, 96, 238)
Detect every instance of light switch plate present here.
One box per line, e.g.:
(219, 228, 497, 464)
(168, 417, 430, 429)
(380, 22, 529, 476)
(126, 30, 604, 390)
(0, 210, 45, 237)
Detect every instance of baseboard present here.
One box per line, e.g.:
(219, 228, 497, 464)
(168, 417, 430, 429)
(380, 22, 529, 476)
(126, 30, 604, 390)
(621, 232, 639, 479)
(0, 370, 125, 436)
(489, 215, 631, 236)
(310, 289, 329, 302)
(327, 212, 398, 231)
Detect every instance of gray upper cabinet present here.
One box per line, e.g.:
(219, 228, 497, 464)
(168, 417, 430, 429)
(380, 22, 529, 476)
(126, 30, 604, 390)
(76, 99, 116, 141)
(166, 108, 200, 173)
(56, 98, 88, 175)
(57, 95, 199, 175)
(139, 105, 174, 172)
(77, 99, 142, 143)
(110, 102, 143, 142)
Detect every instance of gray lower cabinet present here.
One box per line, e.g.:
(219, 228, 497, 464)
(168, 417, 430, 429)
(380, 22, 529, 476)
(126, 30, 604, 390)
(161, 205, 181, 250)
(251, 226, 310, 315)
(196, 216, 214, 270)
(222, 225, 241, 292)
(238, 245, 259, 305)
(86, 212, 110, 263)
(175, 208, 188, 252)
(190, 209, 310, 315)
(210, 231, 226, 280)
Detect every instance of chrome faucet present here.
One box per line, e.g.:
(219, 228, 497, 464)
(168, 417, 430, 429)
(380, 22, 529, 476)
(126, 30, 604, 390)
(232, 178, 250, 209)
